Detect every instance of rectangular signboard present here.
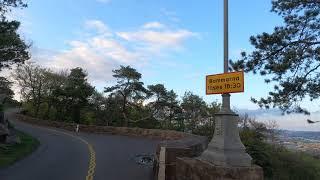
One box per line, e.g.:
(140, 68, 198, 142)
(206, 71, 244, 95)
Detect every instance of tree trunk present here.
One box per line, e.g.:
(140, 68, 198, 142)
(45, 103, 52, 120)
(32, 100, 39, 117)
(55, 106, 62, 121)
(35, 99, 41, 118)
(72, 105, 80, 124)
(122, 96, 127, 127)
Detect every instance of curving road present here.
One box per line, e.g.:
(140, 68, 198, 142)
(0, 111, 159, 180)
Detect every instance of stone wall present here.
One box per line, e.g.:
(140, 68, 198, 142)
(176, 157, 263, 180)
(14, 114, 192, 140)
(153, 135, 208, 180)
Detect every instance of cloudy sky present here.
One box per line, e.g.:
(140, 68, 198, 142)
(6, 0, 320, 131)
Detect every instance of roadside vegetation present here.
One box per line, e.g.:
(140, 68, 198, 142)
(232, 1, 320, 178)
(0, 131, 40, 168)
(13, 63, 221, 134)
(244, 135, 320, 180)
(239, 115, 320, 179)
(1, 0, 320, 179)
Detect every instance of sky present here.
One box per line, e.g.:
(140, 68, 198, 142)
(6, 0, 320, 131)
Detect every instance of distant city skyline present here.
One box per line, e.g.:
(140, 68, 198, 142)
(3, 0, 320, 131)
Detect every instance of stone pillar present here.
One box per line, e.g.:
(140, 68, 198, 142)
(199, 94, 252, 166)
(179, 94, 264, 180)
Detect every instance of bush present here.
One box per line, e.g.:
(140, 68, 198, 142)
(241, 129, 320, 179)
(81, 111, 96, 125)
(21, 102, 35, 116)
(192, 120, 215, 139)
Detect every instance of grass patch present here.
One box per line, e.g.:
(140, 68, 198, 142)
(0, 131, 40, 168)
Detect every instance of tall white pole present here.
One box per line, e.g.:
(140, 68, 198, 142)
(224, 0, 228, 74)
(222, 0, 231, 112)
(200, 0, 252, 167)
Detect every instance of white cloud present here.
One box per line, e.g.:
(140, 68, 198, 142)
(117, 29, 196, 51)
(32, 20, 196, 85)
(40, 38, 141, 84)
(142, 22, 166, 29)
(89, 37, 140, 63)
(85, 20, 111, 36)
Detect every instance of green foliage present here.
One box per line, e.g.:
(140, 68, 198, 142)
(192, 101, 220, 139)
(0, 0, 27, 109)
(148, 84, 181, 129)
(13, 63, 48, 117)
(0, 130, 39, 168)
(241, 129, 272, 175)
(82, 111, 96, 125)
(0, 0, 29, 71)
(0, 77, 14, 112)
(273, 150, 320, 180)
(241, 128, 320, 180)
(231, 0, 320, 114)
(41, 70, 68, 119)
(65, 68, 94, 123)
(21, 102, 35, 116)
(0, 76, 13, 98)
(14, 66, 94, 123)
(101, 94, 123, 126)
(181, 91, 211, 133)
(104, 65, 150, 126)
(88, 90, 107, 124)
(16, 64, 221, 134)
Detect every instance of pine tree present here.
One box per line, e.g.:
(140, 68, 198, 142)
(231, 0, 320, 114)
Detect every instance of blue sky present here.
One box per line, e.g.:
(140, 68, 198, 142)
(8, 0, 320, 130)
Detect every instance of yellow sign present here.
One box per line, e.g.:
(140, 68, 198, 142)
(206, 71, 244, 95)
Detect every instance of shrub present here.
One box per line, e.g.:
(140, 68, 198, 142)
(241, 129, 320, 179)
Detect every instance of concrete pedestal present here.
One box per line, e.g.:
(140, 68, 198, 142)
(176, 157, 263, 180)
(200, 111, 252, 166)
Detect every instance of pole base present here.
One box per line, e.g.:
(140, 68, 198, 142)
(199, 111, 252, 167)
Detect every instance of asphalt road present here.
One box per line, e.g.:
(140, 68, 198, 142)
(0, 111, 159, 180)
